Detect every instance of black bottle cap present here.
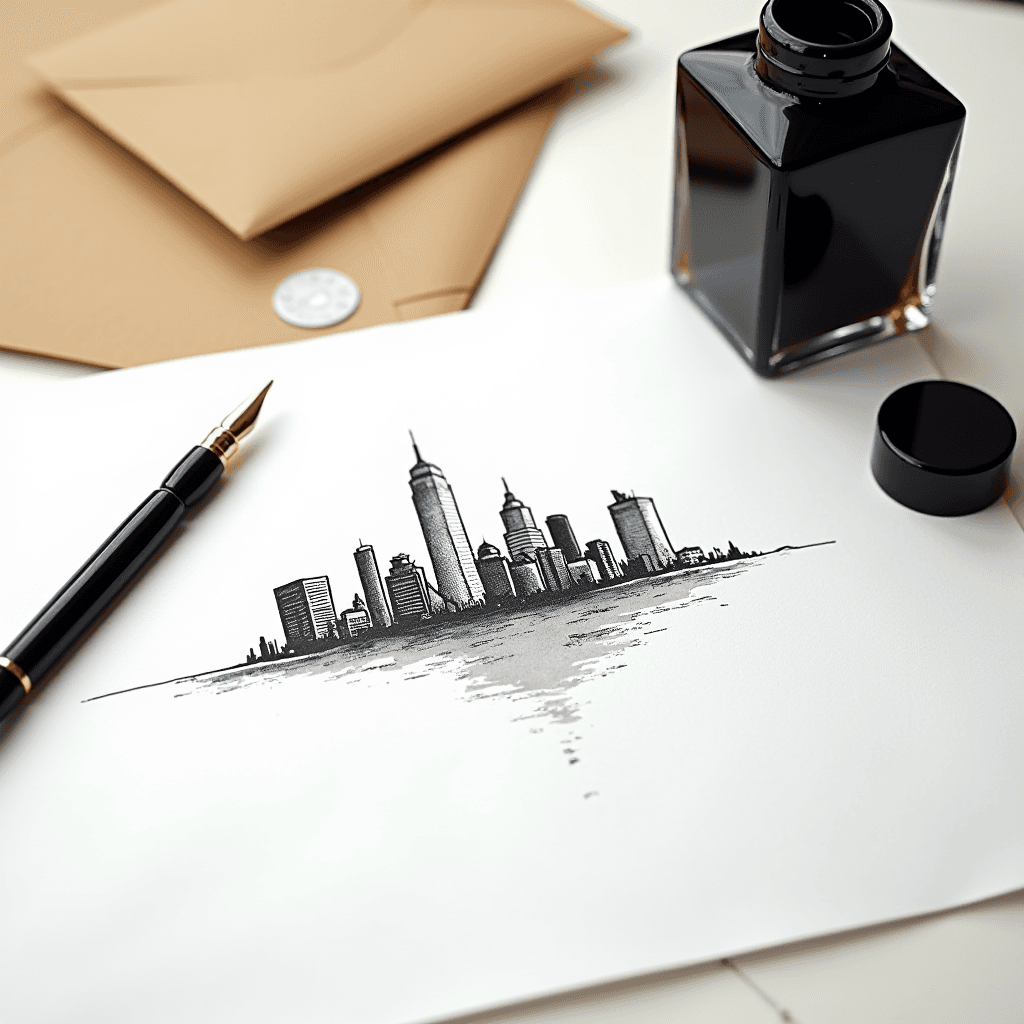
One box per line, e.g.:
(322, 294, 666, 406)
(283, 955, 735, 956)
(871, 381, 1016, 516)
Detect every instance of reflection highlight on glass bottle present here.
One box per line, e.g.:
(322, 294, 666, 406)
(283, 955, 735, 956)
(671, 0, 965, 376)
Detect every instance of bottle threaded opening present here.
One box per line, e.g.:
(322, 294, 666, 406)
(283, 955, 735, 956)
(772, 0, 878, 46)
(757, 0, 893, 98)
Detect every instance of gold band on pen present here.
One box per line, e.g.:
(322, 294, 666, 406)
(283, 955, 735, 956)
(0, 657, 32, 695)
(201, 427, 241, 467)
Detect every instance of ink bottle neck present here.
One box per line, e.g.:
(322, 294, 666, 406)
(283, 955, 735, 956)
(755, 0, 893, 99)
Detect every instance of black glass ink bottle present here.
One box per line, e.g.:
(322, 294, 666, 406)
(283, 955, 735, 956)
(671, 0, 966, 376)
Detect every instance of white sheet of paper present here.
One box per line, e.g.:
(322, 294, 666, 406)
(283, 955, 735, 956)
(1, 281, 1022, 1024)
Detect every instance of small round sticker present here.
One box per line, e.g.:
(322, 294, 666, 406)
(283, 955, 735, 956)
(272, 269, 361, 329)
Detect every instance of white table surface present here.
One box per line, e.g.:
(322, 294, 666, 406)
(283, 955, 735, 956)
(3, 0, 1022, 1020)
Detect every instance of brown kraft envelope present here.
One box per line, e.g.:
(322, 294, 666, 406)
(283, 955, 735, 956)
(27, 0, 628, 239)
(1, 2, 626, 367)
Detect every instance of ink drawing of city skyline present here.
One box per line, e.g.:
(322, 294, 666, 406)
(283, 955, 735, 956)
(88, 431, 835, 748)
(254, 431, 780, 659)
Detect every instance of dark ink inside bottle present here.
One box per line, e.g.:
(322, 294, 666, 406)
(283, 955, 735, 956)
(671, 0, 965, 376)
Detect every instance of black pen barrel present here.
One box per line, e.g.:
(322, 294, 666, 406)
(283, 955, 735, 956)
(4, 489, 185, 689)
(0, 446, 223, 719)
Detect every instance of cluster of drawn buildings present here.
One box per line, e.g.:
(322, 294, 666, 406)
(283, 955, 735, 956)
(246, 439, 727, 663)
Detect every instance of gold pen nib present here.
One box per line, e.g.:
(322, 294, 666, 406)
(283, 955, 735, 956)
(221, 381, 273, 443)
(202, 381, 273, 466)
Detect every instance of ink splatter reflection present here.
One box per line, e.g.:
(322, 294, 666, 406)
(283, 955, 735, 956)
(86, 560, 787, 765)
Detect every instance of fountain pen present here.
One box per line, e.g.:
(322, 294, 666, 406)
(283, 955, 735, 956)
(0, 382, 273, 723)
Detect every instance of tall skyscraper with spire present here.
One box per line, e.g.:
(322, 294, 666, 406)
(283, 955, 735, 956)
(408, 435, 485, 608)
(499, 479, 547, 560)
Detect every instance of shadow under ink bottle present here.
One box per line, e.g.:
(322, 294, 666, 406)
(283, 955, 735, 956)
(671, 0, 966, 376)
